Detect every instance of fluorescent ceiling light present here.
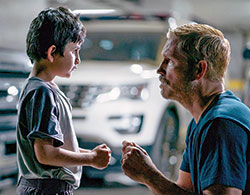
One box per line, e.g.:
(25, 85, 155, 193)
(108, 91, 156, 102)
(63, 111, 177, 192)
(73, 9, 117, 15)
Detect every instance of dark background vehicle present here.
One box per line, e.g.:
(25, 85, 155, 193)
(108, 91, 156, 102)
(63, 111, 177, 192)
(0, 48, 31, 190)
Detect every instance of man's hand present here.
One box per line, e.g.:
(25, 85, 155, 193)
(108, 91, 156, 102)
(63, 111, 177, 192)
(121, 140, 195, 195)
(90, 144, 112, 170)
(121, 140, 158, 184)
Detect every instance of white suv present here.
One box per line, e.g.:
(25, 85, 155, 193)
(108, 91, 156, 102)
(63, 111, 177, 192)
(56, 15, 191, 183)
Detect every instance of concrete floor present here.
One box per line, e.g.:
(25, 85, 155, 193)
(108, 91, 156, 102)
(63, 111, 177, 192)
(1, 185, 151, 195)
(1, 177, 151, 195)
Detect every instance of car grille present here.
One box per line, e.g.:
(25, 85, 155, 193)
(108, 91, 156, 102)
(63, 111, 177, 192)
(58, 84, 111, 109)
(4, 141, 16, 155)
(0, 111, 17, 131)
(0, 130, 17, 156)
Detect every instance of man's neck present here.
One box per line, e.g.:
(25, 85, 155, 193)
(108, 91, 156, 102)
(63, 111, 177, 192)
(184, 81, 225, 123)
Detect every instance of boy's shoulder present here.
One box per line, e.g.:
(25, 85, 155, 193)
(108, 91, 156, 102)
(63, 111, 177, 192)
(22, 77, 55, 99)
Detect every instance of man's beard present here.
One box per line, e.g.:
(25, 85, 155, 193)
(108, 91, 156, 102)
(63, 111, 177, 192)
(160, 76, 198, 105)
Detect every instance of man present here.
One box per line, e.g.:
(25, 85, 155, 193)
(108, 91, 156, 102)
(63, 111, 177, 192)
(16, 7, 111, 194)
(121, 23, 250, 194)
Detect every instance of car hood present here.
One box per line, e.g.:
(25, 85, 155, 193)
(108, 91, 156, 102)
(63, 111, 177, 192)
(56, 61, 158, 85)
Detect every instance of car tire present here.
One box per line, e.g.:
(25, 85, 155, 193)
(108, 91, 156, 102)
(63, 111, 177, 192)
(152, 107, 180, 180)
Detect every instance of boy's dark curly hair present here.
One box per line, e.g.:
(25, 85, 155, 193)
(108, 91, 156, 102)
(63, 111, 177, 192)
(26, 7, 86, 63)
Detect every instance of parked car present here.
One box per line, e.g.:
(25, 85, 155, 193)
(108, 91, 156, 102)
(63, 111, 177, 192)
(0, 48, 31, 190)
(242, 47, 250, 107)
(55, 14, 191, 184)
(242, 69, 250, 107)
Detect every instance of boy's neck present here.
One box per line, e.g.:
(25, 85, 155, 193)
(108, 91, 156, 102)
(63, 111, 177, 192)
(31, 61, 55, 82)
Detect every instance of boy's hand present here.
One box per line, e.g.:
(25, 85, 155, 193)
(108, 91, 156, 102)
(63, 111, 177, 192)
(90, 144, 111, 169)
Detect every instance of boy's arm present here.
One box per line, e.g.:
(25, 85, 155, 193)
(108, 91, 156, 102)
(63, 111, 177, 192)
(79, 148, 91, 153)
(34, 138, 111, 169)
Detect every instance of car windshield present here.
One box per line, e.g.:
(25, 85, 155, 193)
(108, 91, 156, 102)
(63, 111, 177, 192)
(80, 32, 164, 62)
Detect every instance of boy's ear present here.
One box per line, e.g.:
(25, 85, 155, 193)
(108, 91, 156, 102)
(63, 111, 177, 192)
(47, 45, 56, 62)
(195, 60, 207, 80)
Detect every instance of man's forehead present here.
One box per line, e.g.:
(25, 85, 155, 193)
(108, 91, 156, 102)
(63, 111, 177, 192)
(161, 38, 177, 56)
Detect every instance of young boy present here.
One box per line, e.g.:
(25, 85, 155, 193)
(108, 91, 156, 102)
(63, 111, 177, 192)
(16, 7, 111, 194)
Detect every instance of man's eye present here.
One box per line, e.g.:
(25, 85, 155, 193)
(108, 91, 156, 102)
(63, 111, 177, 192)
(169, 60, 174, 66)
(163, 58, 169, 64)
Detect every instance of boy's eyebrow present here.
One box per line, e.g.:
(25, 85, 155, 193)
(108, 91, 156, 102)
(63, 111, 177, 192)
(74, 45, 81, 50)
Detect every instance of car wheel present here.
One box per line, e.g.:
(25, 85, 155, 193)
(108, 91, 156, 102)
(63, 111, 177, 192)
(152, 107, 179, 180)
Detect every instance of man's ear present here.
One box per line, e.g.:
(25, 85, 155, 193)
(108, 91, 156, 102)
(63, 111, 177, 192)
(47, 45, 56, 62)
(195, 60, 207, 80)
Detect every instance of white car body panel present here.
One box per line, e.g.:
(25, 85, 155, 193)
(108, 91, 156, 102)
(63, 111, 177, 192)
(55, 17, 192, 180)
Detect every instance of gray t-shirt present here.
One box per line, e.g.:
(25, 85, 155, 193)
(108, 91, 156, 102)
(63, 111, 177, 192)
(16, 77, 82, 188)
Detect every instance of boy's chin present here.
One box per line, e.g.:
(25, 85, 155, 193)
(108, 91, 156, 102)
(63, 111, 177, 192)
(60, 73, 72, 78)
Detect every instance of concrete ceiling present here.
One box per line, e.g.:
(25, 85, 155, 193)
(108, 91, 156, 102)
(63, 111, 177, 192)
(1, 0, 250, 51)
(188, 0, 250, 31)
(48, 0, 250, 31)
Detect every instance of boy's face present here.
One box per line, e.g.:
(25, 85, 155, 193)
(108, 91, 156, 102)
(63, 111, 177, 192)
(53, 41, 82, 78)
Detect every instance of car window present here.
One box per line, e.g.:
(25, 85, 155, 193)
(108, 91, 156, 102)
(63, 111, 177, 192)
(80, 32, 164, 62)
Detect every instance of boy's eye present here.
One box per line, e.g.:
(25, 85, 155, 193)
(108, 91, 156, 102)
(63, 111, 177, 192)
(73, 49, 79, 54)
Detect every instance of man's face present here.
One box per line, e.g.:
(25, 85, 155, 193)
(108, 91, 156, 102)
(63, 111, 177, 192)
(157, 36, 195, 103)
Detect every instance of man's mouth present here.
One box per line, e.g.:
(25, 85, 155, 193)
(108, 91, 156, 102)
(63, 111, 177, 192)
(159, 76, 170, 85)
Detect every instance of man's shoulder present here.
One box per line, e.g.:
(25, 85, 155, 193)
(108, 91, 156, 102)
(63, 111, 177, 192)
(201, 91, 250, 131)
(213, 91, 249, 117)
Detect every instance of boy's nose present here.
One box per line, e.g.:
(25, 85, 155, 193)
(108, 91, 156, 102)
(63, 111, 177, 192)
(75, 57, 81, 65)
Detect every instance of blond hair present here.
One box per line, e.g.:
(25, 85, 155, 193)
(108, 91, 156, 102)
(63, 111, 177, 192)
(167, 23, 230, 81)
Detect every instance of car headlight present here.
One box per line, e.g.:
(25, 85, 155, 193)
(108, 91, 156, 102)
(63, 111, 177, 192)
(96, 83, 149, 103)
(58, 83, 149, 109)
(108, 114, 144, 134)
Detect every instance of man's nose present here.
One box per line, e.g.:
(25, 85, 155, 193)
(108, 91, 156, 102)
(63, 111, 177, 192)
(157, 61, 165, 75)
